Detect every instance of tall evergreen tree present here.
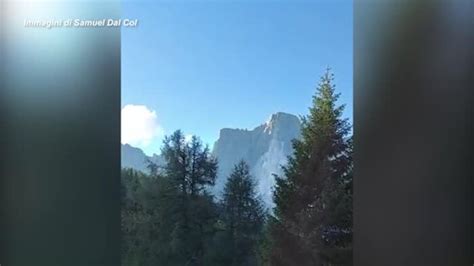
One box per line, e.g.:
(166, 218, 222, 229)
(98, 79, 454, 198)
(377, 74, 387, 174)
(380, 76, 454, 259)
(161, 130, 219, 266)
(267, 69, 353, 265)
(208, 160, 266, 266)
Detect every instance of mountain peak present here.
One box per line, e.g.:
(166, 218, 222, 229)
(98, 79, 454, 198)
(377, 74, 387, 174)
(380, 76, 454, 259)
(263, 112, 300, 135)
(266, 112, 299, 124)
(218, 113, 299, 137)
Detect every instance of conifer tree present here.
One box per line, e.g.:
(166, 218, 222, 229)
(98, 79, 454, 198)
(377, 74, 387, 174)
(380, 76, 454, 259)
(160, 130, 219, 265)
(208, 160, 266, 266)
(267, 69, 353, 265)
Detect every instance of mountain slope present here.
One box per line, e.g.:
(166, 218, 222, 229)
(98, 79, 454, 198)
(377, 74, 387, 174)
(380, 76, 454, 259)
(212, 112, 301, 207)
(121, 144, 162, 173)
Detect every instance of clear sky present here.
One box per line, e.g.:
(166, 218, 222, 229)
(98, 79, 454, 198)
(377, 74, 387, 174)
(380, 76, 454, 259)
(122, 0, 353, 156)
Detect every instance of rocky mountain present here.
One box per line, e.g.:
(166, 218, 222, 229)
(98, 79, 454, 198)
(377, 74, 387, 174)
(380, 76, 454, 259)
(121, 112, 301, 208)
(212, 112, 301, 208)
(121, 144, 163, 173)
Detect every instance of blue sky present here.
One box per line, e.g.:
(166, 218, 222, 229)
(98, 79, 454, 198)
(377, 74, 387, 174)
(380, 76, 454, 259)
(122, 1, 352, 155)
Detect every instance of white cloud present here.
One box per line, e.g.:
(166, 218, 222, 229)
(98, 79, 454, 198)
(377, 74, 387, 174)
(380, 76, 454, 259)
(121, 104, 163, 148)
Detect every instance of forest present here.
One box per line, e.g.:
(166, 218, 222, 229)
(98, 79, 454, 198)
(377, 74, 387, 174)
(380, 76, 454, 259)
(121, 70, 353, 266)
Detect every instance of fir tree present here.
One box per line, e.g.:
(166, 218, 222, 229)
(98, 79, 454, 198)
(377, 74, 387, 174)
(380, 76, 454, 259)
(208, 160, 266, 266)
(161, 130, 219, 266)
(267, 69, 353, 266)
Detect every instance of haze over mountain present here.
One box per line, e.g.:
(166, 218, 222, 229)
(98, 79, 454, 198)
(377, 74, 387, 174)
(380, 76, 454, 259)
(121, 112, 301, 207)
(121, 144, 163, 173)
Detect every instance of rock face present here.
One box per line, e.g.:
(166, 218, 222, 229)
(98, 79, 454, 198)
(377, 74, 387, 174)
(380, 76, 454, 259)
(121, 144, 163, 173)
(212, 112, 301, 208)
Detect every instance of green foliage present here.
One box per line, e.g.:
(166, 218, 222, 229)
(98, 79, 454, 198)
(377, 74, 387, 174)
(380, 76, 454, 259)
(121, 168, 156, 265)
(207, 161, 266, 266)
(121, 134, 267, 266)
(122, 130, 219, 266)
(161, 131, 218, 196)
(265, 69, 353, 266)
(159, 130, 219, 265)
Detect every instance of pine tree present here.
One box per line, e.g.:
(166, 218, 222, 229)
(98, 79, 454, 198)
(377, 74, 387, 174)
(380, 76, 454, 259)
(208, 160, 266, 266)
(160, 130, 219, 266)
(267, 69, 353, 265)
